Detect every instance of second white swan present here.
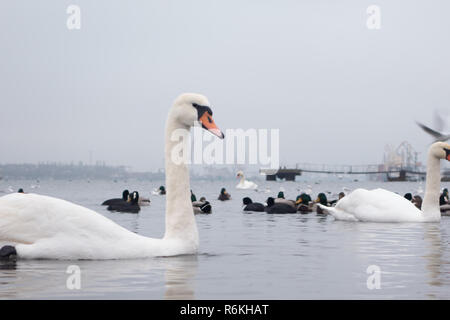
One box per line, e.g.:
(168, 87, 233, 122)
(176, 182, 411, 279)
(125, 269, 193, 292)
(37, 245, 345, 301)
(319, 142, 450, 222)
(236, 171, 258, 190)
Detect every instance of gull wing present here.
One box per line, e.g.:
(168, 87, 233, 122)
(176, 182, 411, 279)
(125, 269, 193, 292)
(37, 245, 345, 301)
(416, 121, 450, 142)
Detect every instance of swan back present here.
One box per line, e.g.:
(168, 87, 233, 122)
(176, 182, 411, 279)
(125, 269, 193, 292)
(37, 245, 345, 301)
(0, 193, 132, 243)
(331, 188, 431, 222)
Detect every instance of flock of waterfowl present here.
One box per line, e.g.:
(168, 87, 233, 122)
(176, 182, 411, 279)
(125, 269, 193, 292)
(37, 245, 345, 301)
(99, 179, 450, 218)
(98, 181, 338, 215)
(0, 93, 449, 260)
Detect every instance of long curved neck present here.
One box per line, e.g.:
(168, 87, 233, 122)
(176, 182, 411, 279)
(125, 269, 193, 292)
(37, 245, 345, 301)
(422, 153, 441, 216)
(163, 114, 198, 244)
(240, 175, 245, 184)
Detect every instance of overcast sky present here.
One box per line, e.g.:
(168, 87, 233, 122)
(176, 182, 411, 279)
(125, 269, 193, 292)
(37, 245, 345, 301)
(1, 1, 449, 171)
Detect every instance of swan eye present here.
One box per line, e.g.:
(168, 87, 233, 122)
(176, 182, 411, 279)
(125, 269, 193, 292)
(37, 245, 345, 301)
(444, 148, 450, 161)
(192, 103, 213, 119)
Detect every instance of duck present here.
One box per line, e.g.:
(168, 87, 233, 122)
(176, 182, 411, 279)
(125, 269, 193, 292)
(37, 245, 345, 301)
(413, 195, 423, 210)
(318, 142, 450, 222)
(329, 192, 346, 206)
(102, 190, 129, 206)
(192, 197, 212, 214)
(315, 193, 329, 215)
(265, 197, 297, 214)
(439, 188, 449, 205)
(152, 186, 166, 195)
(218, 188, 231, 201)
(242, 197, 265, 212)
(296, 193, 313, 213)
(236, 171, 258, 190)
(0, 93, 224, 260)
(439, 188, 450, 215)
(107, 191, 141, 214)
(274, 191, 297, 208)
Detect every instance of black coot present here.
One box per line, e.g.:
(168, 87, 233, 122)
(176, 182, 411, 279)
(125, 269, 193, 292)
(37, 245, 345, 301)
(107, 191, 140, 213)
(242, 197, 265, 212)
(102, 190, 129, 206)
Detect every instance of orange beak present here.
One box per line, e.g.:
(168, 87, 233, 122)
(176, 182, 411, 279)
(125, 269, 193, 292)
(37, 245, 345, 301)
(199, 112, 224, 139)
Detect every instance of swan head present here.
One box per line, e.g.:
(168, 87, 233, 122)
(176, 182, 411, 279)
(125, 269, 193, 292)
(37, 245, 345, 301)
(430, 142, 450, 161)
(171, 93, 224, 139)
(236, 170, 244, 178)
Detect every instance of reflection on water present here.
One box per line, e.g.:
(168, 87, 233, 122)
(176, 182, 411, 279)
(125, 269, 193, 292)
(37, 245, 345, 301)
(0, 261, 16, 271)
(423, 224, 444, 291)
(0, 179, 450, 299)
(163, 255, 198, 300)
(0, 255, 198, 299)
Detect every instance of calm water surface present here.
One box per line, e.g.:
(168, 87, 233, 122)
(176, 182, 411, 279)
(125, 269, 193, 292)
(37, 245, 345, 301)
(0, 178, 449, 299)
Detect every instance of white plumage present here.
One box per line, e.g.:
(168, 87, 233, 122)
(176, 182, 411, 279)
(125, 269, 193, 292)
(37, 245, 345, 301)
(319, 142, 449, 223)
(0, 193, 177, 259)
(236, 171, 258, 190)
(0, 93, 224, 260)
(319, 188, 427, 222)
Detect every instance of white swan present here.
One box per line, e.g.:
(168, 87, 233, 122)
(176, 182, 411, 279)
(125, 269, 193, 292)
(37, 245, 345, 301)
(236, 171, 258, 190)
(319, 142, 450, 222)
(0, 93, 224, 260)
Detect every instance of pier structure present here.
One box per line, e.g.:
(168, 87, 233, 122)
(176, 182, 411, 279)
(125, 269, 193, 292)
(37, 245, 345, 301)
(260, 141, 431, 182)
(260, 163, 426, 182)
(260, 168, 302, 181)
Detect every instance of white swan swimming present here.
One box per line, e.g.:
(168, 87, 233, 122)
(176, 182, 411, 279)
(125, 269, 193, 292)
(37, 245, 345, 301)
(236, 171, 258, 190)
(319, 142, 450, 222)
(0, 93, 224, 260)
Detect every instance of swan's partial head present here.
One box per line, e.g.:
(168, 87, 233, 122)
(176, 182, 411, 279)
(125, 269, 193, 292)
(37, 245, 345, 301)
(171, 93, 224, 139)
(430, 142, 450, 161)
(237, 170, 244, 178)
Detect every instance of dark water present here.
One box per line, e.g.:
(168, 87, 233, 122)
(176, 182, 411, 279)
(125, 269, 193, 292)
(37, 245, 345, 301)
(0, 178, 449, 299)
